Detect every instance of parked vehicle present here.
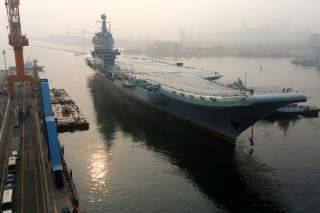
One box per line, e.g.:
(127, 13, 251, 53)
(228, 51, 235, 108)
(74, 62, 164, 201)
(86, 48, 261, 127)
(1, 189, 13, 210)
(7, 157, 17, 174)
(10, 151, 19, 161)
(5, 174, 15, 184)
(4, 183, 14, 190)
(61, 207, 71, 213)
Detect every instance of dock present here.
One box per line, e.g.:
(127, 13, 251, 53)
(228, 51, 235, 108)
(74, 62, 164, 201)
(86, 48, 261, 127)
(0, 78, 85, 212)
(50, 89, 89, 133)
(1, 1, 84, 211)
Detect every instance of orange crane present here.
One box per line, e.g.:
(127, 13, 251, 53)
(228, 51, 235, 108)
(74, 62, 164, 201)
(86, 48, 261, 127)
(5, 0, 34, 95)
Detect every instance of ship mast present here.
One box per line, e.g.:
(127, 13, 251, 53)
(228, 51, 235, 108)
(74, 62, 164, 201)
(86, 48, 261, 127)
(101, 14, 108, 33)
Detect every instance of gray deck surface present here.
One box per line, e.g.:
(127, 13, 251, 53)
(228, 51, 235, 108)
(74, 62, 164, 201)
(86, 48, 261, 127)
(118, 57, 239, 96)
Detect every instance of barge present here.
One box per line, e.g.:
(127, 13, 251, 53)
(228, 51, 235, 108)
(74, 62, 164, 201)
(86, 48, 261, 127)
(50, 89, 89, 132)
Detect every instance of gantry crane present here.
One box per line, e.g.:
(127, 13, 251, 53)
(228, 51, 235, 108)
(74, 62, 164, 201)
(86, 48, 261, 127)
(5, 0, 34, 95)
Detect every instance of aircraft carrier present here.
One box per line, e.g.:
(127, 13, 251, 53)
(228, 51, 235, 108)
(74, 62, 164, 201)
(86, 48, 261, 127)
(86, 14, 307, 143)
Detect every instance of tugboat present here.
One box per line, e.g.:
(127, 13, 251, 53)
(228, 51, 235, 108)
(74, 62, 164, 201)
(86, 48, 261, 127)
(270, 104, 320, 118)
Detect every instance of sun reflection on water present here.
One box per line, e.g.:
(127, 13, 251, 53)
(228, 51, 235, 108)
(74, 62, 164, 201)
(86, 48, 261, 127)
(88, 147, 110, 203)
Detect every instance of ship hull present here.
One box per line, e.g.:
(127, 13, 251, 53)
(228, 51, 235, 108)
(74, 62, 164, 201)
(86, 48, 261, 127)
(88, 14, 306, 144)
(94, 70, 292, 144)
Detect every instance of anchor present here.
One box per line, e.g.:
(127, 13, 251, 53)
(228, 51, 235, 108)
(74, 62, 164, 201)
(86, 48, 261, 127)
(248, 125, 254, 146)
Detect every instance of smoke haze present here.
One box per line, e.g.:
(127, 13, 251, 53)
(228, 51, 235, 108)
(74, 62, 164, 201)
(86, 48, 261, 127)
(0, 0, 320, 46)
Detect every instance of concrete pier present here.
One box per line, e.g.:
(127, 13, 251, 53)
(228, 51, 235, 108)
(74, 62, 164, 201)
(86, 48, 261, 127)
(0, 82, 83, 213)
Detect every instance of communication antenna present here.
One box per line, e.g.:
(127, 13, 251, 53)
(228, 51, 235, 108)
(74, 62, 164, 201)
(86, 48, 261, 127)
(2, 50, 7, 79)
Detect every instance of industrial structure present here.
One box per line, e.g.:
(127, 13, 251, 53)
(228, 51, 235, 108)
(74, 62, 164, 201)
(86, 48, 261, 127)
(1, 1, 82, 212)
(5, 0, 34, 95)
(39, 79, 63, 174)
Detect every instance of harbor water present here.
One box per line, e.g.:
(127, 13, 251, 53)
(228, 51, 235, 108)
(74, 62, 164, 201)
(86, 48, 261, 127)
(25, 47, 320, 212)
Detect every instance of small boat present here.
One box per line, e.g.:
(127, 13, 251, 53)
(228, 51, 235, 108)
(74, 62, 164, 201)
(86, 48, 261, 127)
(270, 104, 320, 118)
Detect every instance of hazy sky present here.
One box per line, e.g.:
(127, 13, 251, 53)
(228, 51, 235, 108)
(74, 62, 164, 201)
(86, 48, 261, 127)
(1, 0, 320, 42)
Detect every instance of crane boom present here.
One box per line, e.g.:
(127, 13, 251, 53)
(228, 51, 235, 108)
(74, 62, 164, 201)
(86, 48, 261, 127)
(4, 0, 34, 95)
(5, 0, 28, 47)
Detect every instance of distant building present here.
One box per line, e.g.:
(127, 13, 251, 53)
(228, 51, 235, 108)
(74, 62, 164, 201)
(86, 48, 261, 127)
(178, 29, 187, 45)
(147, 41, 183, 57)
(308, 33, 320, 48)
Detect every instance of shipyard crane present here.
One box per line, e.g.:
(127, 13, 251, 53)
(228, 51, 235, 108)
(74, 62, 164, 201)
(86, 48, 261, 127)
(4, 0, 34, 95)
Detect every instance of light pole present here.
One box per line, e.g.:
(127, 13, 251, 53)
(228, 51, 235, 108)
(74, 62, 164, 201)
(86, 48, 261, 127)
(2, 50, 7, 81)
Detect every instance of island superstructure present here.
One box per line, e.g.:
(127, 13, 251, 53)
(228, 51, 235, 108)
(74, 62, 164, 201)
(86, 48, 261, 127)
(86, 14, 307, 143)
(91, 14, 119, 68)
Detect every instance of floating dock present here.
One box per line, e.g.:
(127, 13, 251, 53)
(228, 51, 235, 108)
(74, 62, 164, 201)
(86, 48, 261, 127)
(50, 89, 89, 133)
